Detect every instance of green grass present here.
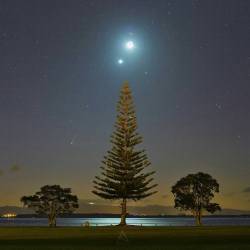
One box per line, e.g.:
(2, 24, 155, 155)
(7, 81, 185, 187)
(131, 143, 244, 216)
(0, 226, 249, 250)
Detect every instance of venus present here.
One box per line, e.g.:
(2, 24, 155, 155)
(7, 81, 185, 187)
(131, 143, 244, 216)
(118, 59, 124, 64)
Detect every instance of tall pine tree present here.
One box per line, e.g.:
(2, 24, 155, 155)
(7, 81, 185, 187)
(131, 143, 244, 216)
(93, 82, 157, 226)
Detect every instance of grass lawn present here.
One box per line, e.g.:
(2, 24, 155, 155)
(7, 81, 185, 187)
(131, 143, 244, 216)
(0, 226, 249, 250)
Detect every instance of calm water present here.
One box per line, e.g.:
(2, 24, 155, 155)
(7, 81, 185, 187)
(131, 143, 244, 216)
(0, 217, 250, 227)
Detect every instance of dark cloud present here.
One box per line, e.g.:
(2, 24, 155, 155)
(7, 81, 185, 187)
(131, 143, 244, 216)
(243, 187, 250, 193)
(10, 164, 21, 172)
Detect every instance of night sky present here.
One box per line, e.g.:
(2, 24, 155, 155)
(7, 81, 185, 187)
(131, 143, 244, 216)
(1, 0, 250, 210)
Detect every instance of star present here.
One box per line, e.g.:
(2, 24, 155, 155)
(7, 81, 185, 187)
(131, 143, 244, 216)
(215, 103, 222, 110)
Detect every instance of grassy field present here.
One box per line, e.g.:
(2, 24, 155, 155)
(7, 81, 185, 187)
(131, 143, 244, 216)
(0, 226, 249, 250)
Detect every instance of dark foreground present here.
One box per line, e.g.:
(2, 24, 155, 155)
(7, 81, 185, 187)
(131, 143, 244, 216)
(0, 226, 249, 250)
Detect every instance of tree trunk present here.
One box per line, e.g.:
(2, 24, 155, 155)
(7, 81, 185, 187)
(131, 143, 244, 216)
(195, 210, 202, 226)
(198, 210, 202, 226)
(48, 212, 57, 227)
(119, 198, 127, 226)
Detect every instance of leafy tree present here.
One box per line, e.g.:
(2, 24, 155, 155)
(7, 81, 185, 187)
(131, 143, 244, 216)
(93, 82, 157, 226)
(21, 185, 79, 227)
(172, 172, 221, 225)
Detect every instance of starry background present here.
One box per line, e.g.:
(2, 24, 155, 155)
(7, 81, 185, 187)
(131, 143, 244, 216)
(0, 0, 250, 210)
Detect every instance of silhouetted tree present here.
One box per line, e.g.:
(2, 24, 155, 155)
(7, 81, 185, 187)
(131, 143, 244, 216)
(172, 172, 221, 225)
(93, 82, 157, 226)
(21, 185, 78, 227)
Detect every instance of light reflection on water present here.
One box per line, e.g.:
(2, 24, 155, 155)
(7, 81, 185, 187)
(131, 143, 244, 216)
(0, 217, 250, 227)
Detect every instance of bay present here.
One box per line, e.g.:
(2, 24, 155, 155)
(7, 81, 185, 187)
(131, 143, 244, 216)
(0, 217, 250, 227)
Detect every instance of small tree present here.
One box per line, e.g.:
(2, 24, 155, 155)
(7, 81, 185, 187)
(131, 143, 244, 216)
(93, 82, 157, 226)
(21, 185, 79, 227)
(171, 172, 221, 226)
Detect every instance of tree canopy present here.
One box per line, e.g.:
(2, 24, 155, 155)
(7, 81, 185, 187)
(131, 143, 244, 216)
(21, 185, 78, 227)
(172, 172, 221, 225)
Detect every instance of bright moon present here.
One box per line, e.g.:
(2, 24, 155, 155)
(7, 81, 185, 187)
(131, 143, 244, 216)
(125, 41, 135, 50)
(118, 59, 124, 64)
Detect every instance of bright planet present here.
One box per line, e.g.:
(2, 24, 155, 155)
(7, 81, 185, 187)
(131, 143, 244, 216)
(118, 59, 124, 64)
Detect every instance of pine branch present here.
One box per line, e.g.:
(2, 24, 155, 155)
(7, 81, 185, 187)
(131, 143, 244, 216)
(93, 82, 157, 202)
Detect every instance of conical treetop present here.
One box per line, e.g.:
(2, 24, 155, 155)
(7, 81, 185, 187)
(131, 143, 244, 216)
(93, 82, 157, 201)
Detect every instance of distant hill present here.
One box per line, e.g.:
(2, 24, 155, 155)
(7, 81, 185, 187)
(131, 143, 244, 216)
(75, 200, 250, 215)
(76, 202, 250, 215)
(76, 204, 179, 215)
(214, 208, 250, 216)
(1, 202, 250, 216)
(0, 206, 33, 215)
